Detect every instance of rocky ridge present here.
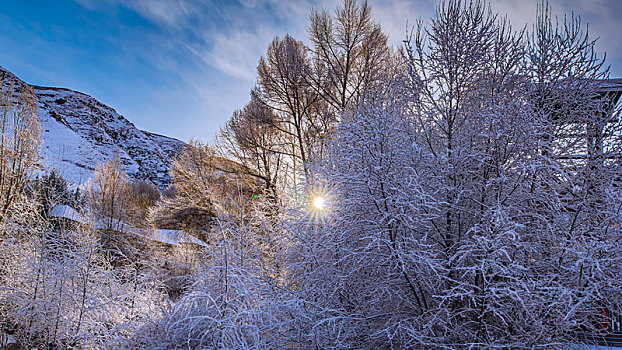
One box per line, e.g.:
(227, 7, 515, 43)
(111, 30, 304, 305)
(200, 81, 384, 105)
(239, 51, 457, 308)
(1, 65, 186, 188)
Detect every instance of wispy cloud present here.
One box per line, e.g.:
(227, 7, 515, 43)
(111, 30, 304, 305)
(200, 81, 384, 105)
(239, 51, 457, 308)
(200, 27, 275, 82)
(124, 0, 197, 28)
(75, 0, 199, 28)
(65, 0, 622, 143)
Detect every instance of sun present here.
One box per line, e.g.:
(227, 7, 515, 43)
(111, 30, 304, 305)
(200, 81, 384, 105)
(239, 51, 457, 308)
(312, 196, 325, 210)
(308, 187, 332, 222)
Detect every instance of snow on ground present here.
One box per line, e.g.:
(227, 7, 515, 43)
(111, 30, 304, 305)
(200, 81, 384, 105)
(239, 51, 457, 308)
(49, 205, 208, 247)
(49, 205, 89, 224)
(39, 104, 106, 184)
(152, 229, 209, 247)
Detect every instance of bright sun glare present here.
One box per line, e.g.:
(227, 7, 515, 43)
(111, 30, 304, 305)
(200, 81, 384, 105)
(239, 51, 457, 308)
(312, 196, 325, 210)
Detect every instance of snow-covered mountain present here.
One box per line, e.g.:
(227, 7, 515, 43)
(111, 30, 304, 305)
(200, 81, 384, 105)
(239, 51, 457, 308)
(0, 65, 186, 188)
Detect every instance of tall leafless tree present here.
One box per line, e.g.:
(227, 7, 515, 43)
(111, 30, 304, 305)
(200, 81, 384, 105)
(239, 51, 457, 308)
(0, 75, 40, 225)
(220, 96, 284, 204)
(309, 0, 390, 113)
(255, 35, 325, 181)
(90, 154, 128, 230)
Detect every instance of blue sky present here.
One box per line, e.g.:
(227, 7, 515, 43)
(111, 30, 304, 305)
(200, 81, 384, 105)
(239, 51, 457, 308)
(1, 0, 621, 143)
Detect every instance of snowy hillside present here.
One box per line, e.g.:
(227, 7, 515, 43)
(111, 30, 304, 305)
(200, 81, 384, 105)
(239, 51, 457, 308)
(0, 65, 186, 188)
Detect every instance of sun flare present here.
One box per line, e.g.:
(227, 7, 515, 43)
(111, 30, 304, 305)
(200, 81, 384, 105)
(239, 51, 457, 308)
(312, 196, 325, 210)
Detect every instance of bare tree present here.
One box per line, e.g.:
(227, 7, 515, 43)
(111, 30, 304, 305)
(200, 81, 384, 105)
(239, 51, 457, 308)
(0, 75, 41, 225)
(124, 180, 160, 228)
(309, 0, 390, 112)
(152, 141, 263, 236)
(90, 154, 128, 230)
(219, 97, 284, 204)
(255, 35, 328, 181)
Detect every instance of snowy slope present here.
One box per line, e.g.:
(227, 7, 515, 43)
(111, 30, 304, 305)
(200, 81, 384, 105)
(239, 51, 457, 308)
(0, 65, 186, 188)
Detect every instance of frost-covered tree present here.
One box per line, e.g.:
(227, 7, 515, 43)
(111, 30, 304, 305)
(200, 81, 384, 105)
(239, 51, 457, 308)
(525, 2, 615, 229)
(285, 0, 622, 348)
(128, 187, 295, 349)
(0, 189, 165, 349)
(88, 155, 155, 272)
